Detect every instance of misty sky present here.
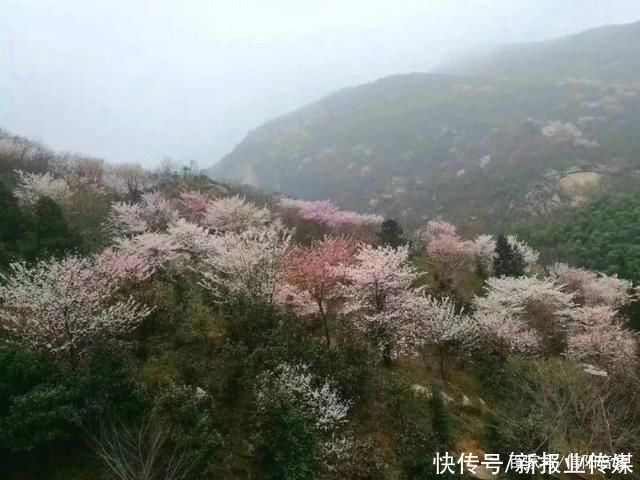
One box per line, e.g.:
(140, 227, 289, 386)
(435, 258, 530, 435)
(2, 1, 640, 167)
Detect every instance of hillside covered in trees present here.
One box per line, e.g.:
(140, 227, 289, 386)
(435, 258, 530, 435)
(1, 132, 639, 479)
(213, 21, 640, 232)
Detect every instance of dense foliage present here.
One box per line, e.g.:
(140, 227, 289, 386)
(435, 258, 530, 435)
(519, 193, 640, 282)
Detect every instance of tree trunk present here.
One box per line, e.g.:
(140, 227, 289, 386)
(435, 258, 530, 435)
(438, 344, 446, 381)
(318, 302, 331, 349)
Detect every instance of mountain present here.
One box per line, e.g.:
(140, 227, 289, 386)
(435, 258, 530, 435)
(212, 21, 640, 231)
(435, 20, 640, 82)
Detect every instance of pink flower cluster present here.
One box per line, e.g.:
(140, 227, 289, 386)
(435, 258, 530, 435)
(279, 197, 383, 229)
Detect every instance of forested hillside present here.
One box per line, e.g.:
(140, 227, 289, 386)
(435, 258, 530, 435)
(213, 21, 640, 232)
(1, 132, 639, 479)
(435, 20, 640, 81)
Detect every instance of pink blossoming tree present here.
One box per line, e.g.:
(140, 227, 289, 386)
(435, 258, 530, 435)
(282, 237, 356, 348)
(552, 263, 633, 308)
(279, 197, 382, 241)
(178, 191, 211, 224)
(424, 220, 478, 289)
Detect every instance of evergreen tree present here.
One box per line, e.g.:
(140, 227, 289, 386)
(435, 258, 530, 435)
(0, 181, 31, 267)
(32, 197, 78, 258)
(493, 234, 525, 277)
(377, 218, 406, 248)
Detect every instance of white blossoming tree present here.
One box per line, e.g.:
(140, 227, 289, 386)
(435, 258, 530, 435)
(342, 244, 423, 357)
(202, 195, 271, 233)
(197, 225, 291, 304)
(398, 295, 478, 378)
(474, 276, 574, 354)
(13, 170, 71, 207)
(0, 256, 152, 368)
(256, 363, 352, 469)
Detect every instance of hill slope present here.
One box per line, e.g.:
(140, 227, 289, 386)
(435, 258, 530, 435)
(435, 20, 640, 81)
(212, 21, 640, 231)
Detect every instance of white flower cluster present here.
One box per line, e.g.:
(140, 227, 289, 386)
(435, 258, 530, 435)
(256, 363, 353, 467)
(13, 170, 72, 207)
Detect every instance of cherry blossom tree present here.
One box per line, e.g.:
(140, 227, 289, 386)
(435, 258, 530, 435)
(166, 218, 214, 259)
(13, 170, 71, 207)
(256, 363, 352, 469)
(472, 234, 497, 275)
(197, 225, 291, 304)
(342, 244, 422, 356)
(114, 233, 182, 270)
(474, 276, 574, 354)
(566, 306, 638, 371)
(97, 248, 153, 282)
(552, 263, 633, 308)
(424, 220, 477, 289)
(106, 191, 177, 236)
(0, 256, 152, 367)
(137, 192, 177, 229)
(282, 237, 356, 348)
(278, 197, 382, 238)
(506, 235, 540, 270)
(178, 191, 210, 224)
(344, 245, 418, 312)
(274, 282, 318, 318)
(106, 202, 148, 236)
(398, 295, 477, 379)
(473, 311, 540, 360)
(202, 195, 271, 233)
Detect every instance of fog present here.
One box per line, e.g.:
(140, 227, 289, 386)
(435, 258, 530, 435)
(2, 0, 640, 167)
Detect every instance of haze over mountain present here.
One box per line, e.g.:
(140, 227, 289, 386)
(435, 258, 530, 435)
(3, 1, 640, 166)
(213, 20, 640, 230)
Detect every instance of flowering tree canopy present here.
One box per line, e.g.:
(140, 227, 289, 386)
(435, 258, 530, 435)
(166, 219, 214, 259)
(343, 245, 423, 356)
(0, 256, 152, 366)
(552, 263, 633, 308)
(178, 191, 211, 224)
(566, 306, 638, 371)
(256, 363, 352, 468)
(472, 234, 497, 274)
(398, 295, 477, 377)
(197, 225, 291, 303)
(97, 247, 153, 282)
(474, 276, 574, 354)
(114, 232, 182, 270)
(279, 197, 383, 230)
(202, 195, 271, 233)
(344, 245, 419, 314)
(474, 311, 540, 359)
(506, 235, 540, 269)
(14, 170, 71, 207)
(424, 220, 478, 287)
(281, 237, 356, 347)
(106, 191, 177, 236)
